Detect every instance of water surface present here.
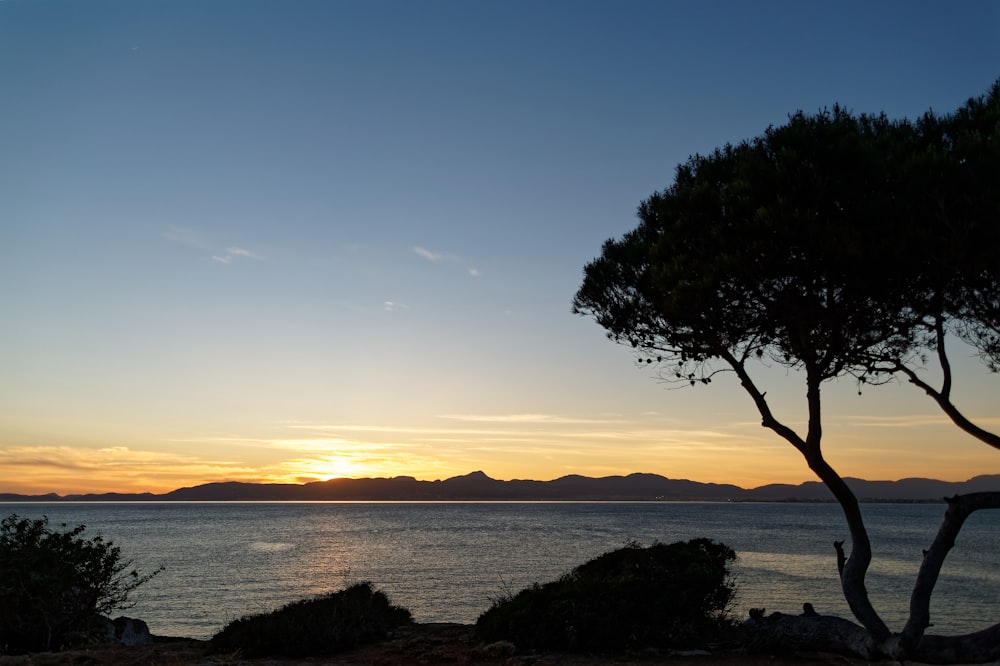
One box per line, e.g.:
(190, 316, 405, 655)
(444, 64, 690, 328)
(3, 501, 996, 639)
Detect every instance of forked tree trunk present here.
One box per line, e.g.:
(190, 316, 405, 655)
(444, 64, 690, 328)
(750, 493, 1000, 663)
(804, 456, 890, 641)
(901, 492, 1000, 663)
(727, 354, 999, 663)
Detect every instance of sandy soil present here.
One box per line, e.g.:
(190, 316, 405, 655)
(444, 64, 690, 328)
(0, 623, 870, 666)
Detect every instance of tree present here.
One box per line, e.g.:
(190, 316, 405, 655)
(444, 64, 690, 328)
(573, 82, 1000, 662)
(0, 514, 161, 654)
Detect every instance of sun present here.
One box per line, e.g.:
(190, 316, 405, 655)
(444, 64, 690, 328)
(278, 455, 377, 482)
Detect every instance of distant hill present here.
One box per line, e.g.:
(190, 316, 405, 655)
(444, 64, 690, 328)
(2, 471, 998, 502)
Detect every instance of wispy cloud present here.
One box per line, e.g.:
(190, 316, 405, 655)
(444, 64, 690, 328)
(384, 300, 409, 312)
(285, 423, 511, 436)
(439, 413, 621, 425)
(163, 226, 262, 265)
(212, 246, 262, 264)
(0, 446, 265, 494)
(163, 225, 209, 248)
(846, 414, 957, 428)
(412, 245, 481, 277)
(413, 246, 448, 262)
(840, 413, 1000, 431)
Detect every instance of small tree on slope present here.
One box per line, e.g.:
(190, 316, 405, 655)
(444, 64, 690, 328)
(0, 514, 160, 654)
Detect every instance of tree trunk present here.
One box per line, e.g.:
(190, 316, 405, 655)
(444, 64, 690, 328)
(914, 624, 1000, 664)
(805, 456, 890, 641)
(900, 492, 1000, 659)
(745, 612, 876, 659)
(725, 353, 999, 662)
(746, 614, 1000, 664)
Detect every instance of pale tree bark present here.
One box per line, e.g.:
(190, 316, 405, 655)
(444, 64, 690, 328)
(902, 492, 1000, 663)
(715, 349, 999, 662)
(744, 492, 1000, 663)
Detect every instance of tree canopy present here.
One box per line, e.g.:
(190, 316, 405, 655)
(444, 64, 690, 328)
(0, 514, 161, 654)
(576, 82, 999, 396)
(573, 80, 1000, 662)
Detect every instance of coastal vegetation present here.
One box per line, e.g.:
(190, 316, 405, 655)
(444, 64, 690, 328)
(209, 582, 411, 658)
(0, 514, 160, 654)
(476, 539, 738, 653)
(574, 80, 1000, 662)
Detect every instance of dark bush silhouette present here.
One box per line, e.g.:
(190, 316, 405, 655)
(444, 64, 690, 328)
(0, 514, 160, 654)
(476, 538, 737, 653)
(210, 582, 411, 657)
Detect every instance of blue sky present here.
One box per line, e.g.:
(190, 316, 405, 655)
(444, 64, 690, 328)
(2, 0, 999, 494)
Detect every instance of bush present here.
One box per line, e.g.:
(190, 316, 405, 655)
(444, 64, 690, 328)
(0, 514, 160, 654)
(476, 538, 738, 653)
(210, 582, 412, 657)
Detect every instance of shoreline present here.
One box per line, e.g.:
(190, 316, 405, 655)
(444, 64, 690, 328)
(0, 622, 870, 666)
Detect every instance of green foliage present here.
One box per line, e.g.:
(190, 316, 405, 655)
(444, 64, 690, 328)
(0, 514, 160, 654)
(210, 582, 412, 657)
(476, 539, 738, 653)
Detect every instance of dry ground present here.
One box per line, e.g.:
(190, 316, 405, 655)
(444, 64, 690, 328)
(0, 623, 875, 666)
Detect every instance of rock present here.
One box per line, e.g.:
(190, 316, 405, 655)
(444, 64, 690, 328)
(111, 616, 154, 646)
(94, 614, 116, 641)
(474, 639, 517, 659)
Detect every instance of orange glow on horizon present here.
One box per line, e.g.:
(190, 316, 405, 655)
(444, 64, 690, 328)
(3, 411, 997, 496)
(3, 454, 997, 497)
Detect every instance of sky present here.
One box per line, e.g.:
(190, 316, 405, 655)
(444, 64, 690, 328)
(2, 0, 999, 495)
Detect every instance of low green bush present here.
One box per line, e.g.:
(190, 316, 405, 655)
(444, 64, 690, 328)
(210, 582, 411, 657)
(476, 538, 738, 653)
(0, 514, 160, 654)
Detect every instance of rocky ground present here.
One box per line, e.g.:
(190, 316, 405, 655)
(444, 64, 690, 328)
(0, 623, 871, 666)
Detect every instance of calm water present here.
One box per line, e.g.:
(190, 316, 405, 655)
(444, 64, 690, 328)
(2, 502, 997, 639)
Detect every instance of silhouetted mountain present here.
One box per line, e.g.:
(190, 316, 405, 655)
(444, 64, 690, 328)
(2, 472, 997, 502)
(745, 475, 1000, 502)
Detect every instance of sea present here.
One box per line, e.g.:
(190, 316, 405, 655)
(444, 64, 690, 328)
(1, 501, 997, 640)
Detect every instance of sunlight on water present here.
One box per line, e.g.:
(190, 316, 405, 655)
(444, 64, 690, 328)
(739, 551, 836, 579)
(3, 501, 996, 639)
(248, 541, 295, 552)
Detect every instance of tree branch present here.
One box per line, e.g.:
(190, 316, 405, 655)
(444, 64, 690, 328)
(916, 622, 1000, 664)
(894, 361, 1000, 450)
(901, 492, 1000, 653)
(933, 315, 953, 399)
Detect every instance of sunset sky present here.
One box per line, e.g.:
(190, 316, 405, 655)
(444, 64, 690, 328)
(2, 0, 999, 495)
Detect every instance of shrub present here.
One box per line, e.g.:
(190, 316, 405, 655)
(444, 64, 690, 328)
(0, 514, 160, 654)
(476, 538, 738, 653)
(210, 582, 412, 657)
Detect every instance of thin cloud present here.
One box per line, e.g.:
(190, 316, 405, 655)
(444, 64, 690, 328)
(413, 246, 481, 277)
(413, 246, 447, 262)
(439, 413, 622, 425)
(0, 445, 267, 494)
(163, 225, 209, 248)
(286, 423, 513, 436)
(846, 414, 956, 428)
(164, 227, 262, 264)
(384, 300, 409, 312)
(212, 246, 262, 264)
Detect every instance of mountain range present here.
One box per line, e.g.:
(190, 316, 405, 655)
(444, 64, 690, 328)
(3, 471, 998, 502)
